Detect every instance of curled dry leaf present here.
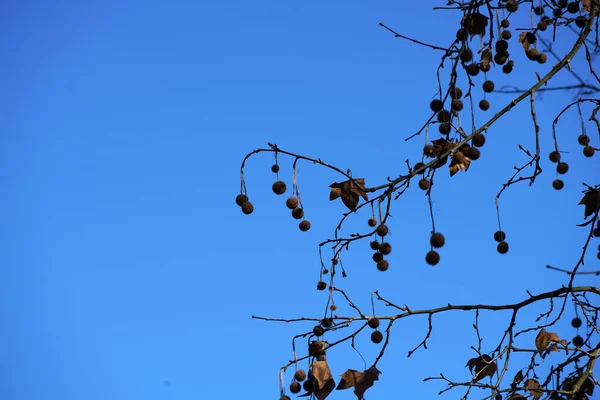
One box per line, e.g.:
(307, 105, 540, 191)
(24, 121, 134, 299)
(480, 47, 493, 70)
(518, 32, 537, 51)
(579, 188, 599, 218)
(311, 361, 336, 400)
(466, 354, 497, 382)
(524, 379, 543, 400)
(562, 374, 594, 398)
(337, 367, 381, 400)
(535, 329, 567, 358)
(512, 370, 524, 386)
(329, 178, 368, 212)
(449, 153, 471, 176)
(462, 12, 489, 37)
(582, 0, 591, 12)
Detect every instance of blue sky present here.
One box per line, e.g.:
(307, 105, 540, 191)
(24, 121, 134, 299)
(1, 1, 598, 399)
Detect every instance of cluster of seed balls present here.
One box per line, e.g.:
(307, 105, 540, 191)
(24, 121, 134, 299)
(368, 219, 393, 271)
(571, 316, 586, 348)
(236, 164, 311, 232)
(550, 132, 596, 190)
(285, 368, 309, 396)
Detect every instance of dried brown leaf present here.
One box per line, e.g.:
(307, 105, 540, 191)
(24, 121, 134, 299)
(509, 394, 527, 400)
(535, 329, 567, 358)
(337, 367, 380, 399)
(582, 0, 591, 11)
(449, 154, 471, 176)
(524, 379, 543, 400)
(311, 361, 335, 400)
(462, 12, 489, 37)
(466, 355, 497, 382)
(329, 179, 368, 211)
(481, 48, 493, 70)
(518, 32, 537, 51)
(579, 188, 599, 218)
(512, 370, 524, 386)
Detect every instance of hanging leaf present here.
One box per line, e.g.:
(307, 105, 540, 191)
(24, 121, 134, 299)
(337, 367, 381, 399)
(311, 361, 336, 400)
(462, 12, 489, 37)
(535, 329, 567, 358)
(512, 370, 524, 386)
(466, 355, 497, 381)
(518, 32, 537, 51)
(449, 152, 471, 176)
(480, 47, 493, 70)
(581, 0, 591, 12)
(524, 379, 543, 400)
(578, 188, 599, 218)
(329, 179, 368, 211)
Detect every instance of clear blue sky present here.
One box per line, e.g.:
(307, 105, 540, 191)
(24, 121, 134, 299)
(1, 1, 597, 399)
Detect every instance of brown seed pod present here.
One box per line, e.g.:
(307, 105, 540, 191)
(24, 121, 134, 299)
(271, 164, 280, 173)
(371, 330, 384, 343)
(290, 382, 301, 394)
(535, 53, 547, 64)
(533, 6, 544, 15)
(413, 162, 425, 174)
(299, 220, 311, 231)
(321, 318, 333, 328)
(502, 63, 513, 74)
(370, 240, 380, 250)
(368, 217, 377, 227)
(379, 242, 392, 255)
(501, 30, 512, 40)
(506, 0, 519, 12)
(567, 2, 579, 13)
(479, 99, 490, 111)
(480, 62, 491, 72)
(376, 259, 389, 271)
(472, 133, 486, 147)
(292, 207, 304, 219)
(456, 28, 468, 41)
(368, 317, 380, 329)
(552, 179, 564, 190)
(466, 147, 481, 160)
(453, 151, 466, 164)
(437, 110, 451, 123)
(466, 63, 480, 76)
(294, 369, 307, 382)
(451, 99, 464, 112)
(281, 396, 291, 400)
(302, 380, 314, 392)
(495, 40, 509, 53)
(500, 19, 510, 28)
(549, 151, 561, 163)
(241, 201, 254, 215)
(439, 123, 451, 135)
(423, 144, 434, 157)
(418, 178, 431, 191)
(526, 48, 540, 61)
(557, 162, 569, 174)
(272, 180, 287, 195)
(235, 194, 248, 206)
(286, 196, 299, 209)
(494, 51, 509, 65)
(537, 21, 548, 31)
(450, 87, 463, 99)
(430, 232, 445, 248)
(494, 230, 506, 242)
(313, 325, 324, 336)
(376, 224, 389, 237)
(372, 252, 384, 262)
(425, 250, 440, 266)
(575, 16, 587, 28)
(482, 80, 495, 93)
(578, 134, 590, 146)
(583, 146, 595, 157)
(497, 241, 509, 254)
(430, 99, 443, 112)
(316, 281, 327, 291)
(460, 48, 473, 63)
